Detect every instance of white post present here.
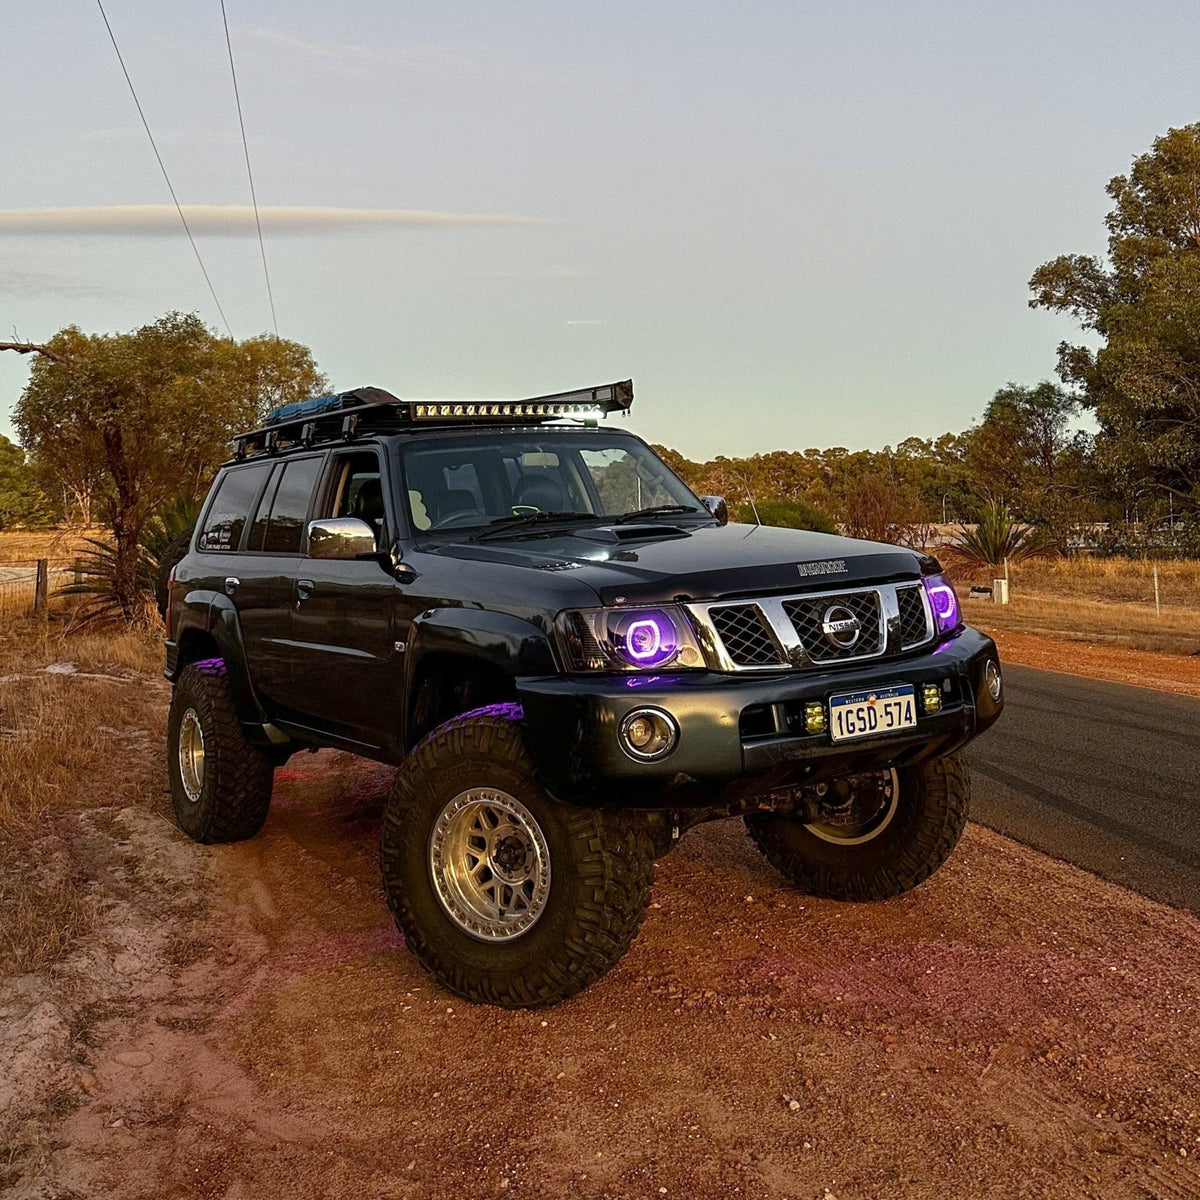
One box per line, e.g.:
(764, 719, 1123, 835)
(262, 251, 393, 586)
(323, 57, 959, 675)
(1153, 562, 1161, 619)
(993, 577, 1010, 605)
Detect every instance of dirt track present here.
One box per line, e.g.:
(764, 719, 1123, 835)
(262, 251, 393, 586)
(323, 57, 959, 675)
(5, 741, 1200, 1200)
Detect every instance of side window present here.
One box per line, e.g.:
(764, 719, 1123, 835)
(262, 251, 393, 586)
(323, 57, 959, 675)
(326, 452, 386, 547)
(247, 464, 284, 552)
(198, 464, 272, 552)
(260, 457, 324, 554)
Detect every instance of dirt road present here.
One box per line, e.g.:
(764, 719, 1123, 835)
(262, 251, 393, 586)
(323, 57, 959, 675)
(5, 738, 1200, 1200)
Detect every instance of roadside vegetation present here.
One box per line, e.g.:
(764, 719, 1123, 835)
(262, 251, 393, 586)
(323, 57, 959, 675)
(959, 556, 1200, 654)
(0, 616, 164, 974)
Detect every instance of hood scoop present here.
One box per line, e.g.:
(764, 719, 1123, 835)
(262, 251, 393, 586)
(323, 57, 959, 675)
(573, 524, 690, 544)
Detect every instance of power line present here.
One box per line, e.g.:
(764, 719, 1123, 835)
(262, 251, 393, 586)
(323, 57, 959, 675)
(220, 0, 278, 336)
(95, 0, 234, 338)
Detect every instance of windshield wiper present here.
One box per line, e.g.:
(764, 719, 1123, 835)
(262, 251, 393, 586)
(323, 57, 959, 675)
(468, 511, 602, 541)
(614, 504, 704, 524)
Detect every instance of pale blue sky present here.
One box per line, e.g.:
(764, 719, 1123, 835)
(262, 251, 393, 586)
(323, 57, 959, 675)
(3, 1, 1196, 459)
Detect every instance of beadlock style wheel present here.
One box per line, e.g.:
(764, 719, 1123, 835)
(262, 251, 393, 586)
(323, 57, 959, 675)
(381, 705, 655, 1007)
(429, 789, 552, 941)
(177, 708, 206, 803)
(804, 769, 900, 846)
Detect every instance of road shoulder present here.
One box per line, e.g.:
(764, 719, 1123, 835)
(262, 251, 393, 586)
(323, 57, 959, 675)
(979, 626, 1200, 700)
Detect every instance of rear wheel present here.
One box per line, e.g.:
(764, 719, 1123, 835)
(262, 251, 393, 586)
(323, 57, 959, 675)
(744, 754, 970, 900)
(167, 660, 274, 844)
(381, 706, 655, 1007)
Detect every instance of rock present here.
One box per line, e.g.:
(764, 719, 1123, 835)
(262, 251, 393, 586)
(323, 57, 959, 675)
(788, 1099, 801, 1112)
(77, 1070, 100, 1095)
(114, 1051, 152, 1068)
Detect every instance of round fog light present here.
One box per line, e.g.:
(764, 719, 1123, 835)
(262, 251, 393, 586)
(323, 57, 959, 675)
(618, 707, 678, 762)
(984, 659, 1002, 702)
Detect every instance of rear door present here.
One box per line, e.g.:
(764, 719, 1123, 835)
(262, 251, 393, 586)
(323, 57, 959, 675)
(193, 460, 284, 699)
(285, 447, 405, 745)
(233, 453, 326, 713)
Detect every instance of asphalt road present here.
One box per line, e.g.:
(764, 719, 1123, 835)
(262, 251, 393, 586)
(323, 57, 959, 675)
(967, 663, 1200, 914)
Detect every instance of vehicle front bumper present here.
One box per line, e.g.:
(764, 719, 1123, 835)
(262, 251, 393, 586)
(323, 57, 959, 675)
(516, 626, 1002, 807)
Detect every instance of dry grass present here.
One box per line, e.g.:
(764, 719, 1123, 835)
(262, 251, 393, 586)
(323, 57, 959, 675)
(0, 528, 101, 564)
(952, 555, 1200, 654)
(0, 616, 167, 975)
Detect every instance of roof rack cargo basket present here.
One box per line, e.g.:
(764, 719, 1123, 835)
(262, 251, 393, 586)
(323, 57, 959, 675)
(233, 379, 633, 458)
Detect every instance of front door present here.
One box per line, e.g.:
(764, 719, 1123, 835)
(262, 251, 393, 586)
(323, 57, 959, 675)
(286, 449, 407, 747)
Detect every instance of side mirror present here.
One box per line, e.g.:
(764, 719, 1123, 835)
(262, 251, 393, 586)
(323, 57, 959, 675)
(307, 517, 379, 560)
(701, 495, 728, 526)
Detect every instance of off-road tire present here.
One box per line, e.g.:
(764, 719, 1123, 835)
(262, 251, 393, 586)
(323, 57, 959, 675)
(744, 753, 970, 901)
(380, 705, 655, 1008)
(167, 659, 274, 844)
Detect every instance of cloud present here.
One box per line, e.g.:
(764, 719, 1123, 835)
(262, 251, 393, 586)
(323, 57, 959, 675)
(0, 205, 549, 238)
(0, 269, 123, 299)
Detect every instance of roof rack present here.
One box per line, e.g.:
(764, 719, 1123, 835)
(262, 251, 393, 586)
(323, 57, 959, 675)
(233, 379, 633, 459)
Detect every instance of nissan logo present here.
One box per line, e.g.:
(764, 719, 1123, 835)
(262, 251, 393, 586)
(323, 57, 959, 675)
(821, 604, 861, 648)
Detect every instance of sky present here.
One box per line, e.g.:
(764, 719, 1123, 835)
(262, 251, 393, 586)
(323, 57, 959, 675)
(3, 0, 1198, 461)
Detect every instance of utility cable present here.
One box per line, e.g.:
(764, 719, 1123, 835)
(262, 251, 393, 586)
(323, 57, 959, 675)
(220, 0, 278, 336)
(95, 0, 234, 338)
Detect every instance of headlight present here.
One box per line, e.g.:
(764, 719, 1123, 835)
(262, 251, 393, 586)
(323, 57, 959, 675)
(559, 605, 706, 671)
(923, 572, 962, 635)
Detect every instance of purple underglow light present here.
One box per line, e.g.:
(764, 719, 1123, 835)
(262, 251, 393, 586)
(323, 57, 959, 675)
(924, 576, 960, 633)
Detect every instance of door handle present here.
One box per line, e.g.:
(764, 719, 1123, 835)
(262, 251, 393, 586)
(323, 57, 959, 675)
(224, 576, 240, 596)
(296, 579, 315, 601)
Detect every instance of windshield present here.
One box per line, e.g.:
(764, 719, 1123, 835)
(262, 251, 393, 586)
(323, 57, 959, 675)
(398, 430, 706, 533)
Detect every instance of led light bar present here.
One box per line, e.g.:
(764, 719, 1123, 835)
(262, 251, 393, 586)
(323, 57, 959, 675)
(411, 380, 632, 422)
(413, 400, 604, 421)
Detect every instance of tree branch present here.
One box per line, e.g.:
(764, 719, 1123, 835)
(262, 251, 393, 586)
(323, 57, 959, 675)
(0, 341, 68, 364)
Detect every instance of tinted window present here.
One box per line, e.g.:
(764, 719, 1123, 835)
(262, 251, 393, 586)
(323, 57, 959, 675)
(247, 465, 284, 552)
(199, 464, 271, 552)
(261, 457, 323, 553)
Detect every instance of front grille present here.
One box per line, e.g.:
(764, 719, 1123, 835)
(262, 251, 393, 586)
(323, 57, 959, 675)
(781, 590, 883, 661)
(896, 585, 932, 648)
(709, 605, 784, 666)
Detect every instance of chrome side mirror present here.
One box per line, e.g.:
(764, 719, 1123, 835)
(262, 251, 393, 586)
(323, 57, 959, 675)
(307, 517, 378, 560)
(701, 495, 728, 525)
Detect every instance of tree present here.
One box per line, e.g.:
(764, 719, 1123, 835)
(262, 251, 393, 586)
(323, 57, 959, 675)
(13, 313, 325, 618)
(733, 498, 837, 533)
(1030, 123, 1200, 515)
(0, 434, 55, 528)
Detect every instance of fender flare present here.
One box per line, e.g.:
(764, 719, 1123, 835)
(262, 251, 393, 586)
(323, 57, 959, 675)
(401, 607, 558, 746)
(172, 591, 268, 729)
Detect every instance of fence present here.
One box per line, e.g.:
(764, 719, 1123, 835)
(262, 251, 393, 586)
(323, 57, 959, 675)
(0, 559, 81, 617)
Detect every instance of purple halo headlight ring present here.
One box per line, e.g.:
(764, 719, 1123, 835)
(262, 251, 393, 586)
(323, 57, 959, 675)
(610, 610, 681, 668)
(924, 574, 961, 634)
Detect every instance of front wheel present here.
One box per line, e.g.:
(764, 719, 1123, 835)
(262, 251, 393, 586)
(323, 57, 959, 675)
(744, 753, 970, 901)
(380, 706, 655, 1008)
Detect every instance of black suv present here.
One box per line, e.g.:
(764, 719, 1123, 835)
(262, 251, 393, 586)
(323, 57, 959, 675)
(165, 381, 1003, 1007)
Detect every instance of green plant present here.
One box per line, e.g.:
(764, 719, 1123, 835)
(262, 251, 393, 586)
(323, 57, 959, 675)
(735, 498, 837, 533)
(56, 493, 203, 627)
(946, 501, 1057, 571)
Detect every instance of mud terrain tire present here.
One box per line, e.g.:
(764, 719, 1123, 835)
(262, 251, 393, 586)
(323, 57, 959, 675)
(744, 753, 970, 901)
(167, 659, 274, 844)
(380, 705, 655, 1008)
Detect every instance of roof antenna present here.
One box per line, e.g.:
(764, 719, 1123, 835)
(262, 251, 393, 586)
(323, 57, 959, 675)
(734, 471, 761, 525)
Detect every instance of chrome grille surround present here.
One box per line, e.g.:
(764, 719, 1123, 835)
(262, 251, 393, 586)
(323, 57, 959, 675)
(687, 582, 934, 672)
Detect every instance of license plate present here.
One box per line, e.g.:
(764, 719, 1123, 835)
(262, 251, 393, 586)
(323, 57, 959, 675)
(828, 685, 917, 743)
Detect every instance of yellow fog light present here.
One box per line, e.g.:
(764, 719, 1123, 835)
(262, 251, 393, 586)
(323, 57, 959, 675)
(921, 683, 942, 714)
(803, 701, 827, 734)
